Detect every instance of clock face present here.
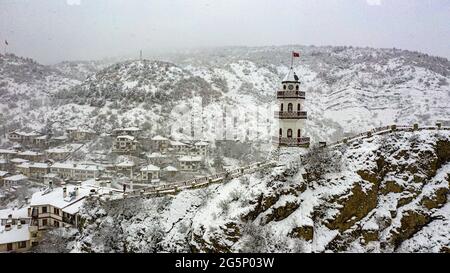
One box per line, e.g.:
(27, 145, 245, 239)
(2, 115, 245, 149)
(288, 85, 294, 90)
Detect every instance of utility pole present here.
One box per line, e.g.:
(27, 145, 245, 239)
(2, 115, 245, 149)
(139, 50, 142, 61)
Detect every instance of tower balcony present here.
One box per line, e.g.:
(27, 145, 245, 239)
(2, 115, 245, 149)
(274, 111, 307, 119)
(277, 90, 305, 99)
(272, 136, 310, 147)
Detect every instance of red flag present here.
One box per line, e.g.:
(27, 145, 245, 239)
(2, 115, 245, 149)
(292, 51, 300, 57)
(4, 40, 8, 45)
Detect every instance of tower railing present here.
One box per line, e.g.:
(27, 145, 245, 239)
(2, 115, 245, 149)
(274, 111, 307, 119)
(277, 91, 305, 99)
(272, 136, 310, 146)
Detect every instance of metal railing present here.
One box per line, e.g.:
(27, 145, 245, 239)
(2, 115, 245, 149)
(277, 91, 305, 99)
(274, 111, 307, 119)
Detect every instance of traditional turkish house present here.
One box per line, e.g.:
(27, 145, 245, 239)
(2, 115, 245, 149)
(8, 131, 42, 146)
(112, 127, 141, 137)
(50, 163, 104, 181)
(28, 163, 50, 180)
(151, 135, 170, 153)
(161, 165, 178, 181)
(33, 135, 50, 148)
(45, 147, 70, 161)
(193, 141, 209, 157)
(0, 218, 38, 252)
(178, 156, 203, 172)
(146, 152, 170, 165)
(66, 127, 96, 142)
(140, 164, 160, 182)
(112, 135, 138, 154)
(115, 161, 135, 178)
(0, 149, 17, 160)
(0, 171, 11, 187)
(2, 174, 28, 188)
(169, 140, 189, 155)
(29, 185, 99, 230)
(17, 150, 44, 162)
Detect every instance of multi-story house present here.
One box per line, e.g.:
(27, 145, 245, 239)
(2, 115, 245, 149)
(112, 135, 138, 154)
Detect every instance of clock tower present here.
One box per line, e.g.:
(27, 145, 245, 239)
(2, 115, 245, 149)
(273, 55, 310, 148)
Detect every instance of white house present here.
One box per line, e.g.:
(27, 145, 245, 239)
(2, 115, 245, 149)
(112, 135, 138, 154)
(29, 185, 98, 230)
(178, 156, 203, 172)
(3, 174, 28, 188)
(151, 135, 170, 153)
(50, 163, 103, 181)
(140, 164, 160, 182)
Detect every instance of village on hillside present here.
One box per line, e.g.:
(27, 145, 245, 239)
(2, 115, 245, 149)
(0, 123, 223, 251)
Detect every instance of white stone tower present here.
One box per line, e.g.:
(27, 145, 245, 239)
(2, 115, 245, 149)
(273, 56, 310, 148)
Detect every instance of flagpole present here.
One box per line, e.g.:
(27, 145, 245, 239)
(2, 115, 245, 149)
(290, 51, 293, 68)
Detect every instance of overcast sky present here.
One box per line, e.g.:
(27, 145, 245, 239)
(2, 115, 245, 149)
(1, 0, 449, 64)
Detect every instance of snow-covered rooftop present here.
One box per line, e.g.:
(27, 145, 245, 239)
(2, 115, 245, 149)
(178, 155, 202, 162)
(3, 174, 27, 182)
(18, 151, 43, 156)
(117, 135, 135, 141)
(10, 158, 28, 164)
(164, 166, 178, 172)
(140, 164, 160, 172)
(282, 67, 300, 83)
(0, 224, 31, 245)
(29, 163, 49, 169)
(46, 147, 70, 153)
(51, 163, 103, 171)
(0, 207, 29, 220)
(195, 141, 209, 146)
(152, 135, 169, 141)
(0, 149, 17, 154)
(147, 152, 167, 158)
(170, 140, 187, 146)
(0, 171, 10, 177)
(30, 185, 90, 209)
(114, 127, 140, 132)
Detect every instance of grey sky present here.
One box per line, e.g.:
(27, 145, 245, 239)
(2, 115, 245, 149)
(1, 0, 449, 64)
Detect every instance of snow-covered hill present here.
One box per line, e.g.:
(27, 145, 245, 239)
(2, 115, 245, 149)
(1, 45, 449, 144)
(0, 53, 80, 135)
(68, 129, 450, 253)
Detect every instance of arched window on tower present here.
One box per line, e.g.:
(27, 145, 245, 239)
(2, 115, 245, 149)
(279, 128, 282, 137)
(280, 103, 284, 112)
(297, 103, 300, 111)
(283, 85, 286, 90)
(296, 85, 299, 90)
(297, 129, 301, 138)
(287, 129, 293, 138)
(288, 103, 293, 112)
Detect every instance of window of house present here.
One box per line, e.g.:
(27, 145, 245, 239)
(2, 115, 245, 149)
(283, 85, 286, 90)
(297, 103, 300, 111)
(18, 241, 27, 249)
(42, 219, 47, 226)
(287, 129, 293, 138)
(54, 208, 59, 215)
(298, 129, 301, 138)
(54, 221, 60, 227)
(296, 85, 299, 90)
(280, 103, 283, 112)
(288, 103, 293, 112)
(41, 206, 47, 213)
(279, 128, 282, 137)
